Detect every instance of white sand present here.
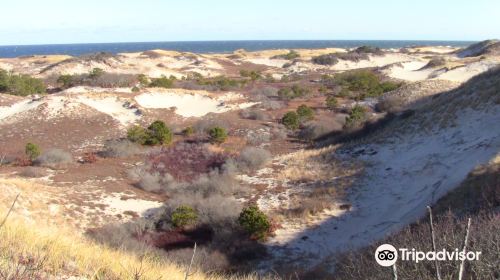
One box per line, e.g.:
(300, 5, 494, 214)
(99, 193, 163, 217)
(0, 99, 43, 122)
(135, 91, 258, 118)
(266, 106, 500, 267)
(76, 95, 140, 126)
(245, 58, 289, 68)
(384, 61, 431, 81)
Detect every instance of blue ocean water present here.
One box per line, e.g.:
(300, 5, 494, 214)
(0, 40, 474, 58)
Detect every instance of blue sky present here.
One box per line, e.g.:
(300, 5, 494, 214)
(0, 0, 499, 45)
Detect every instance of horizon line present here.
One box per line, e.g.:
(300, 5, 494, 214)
(0, 39, 481, 48)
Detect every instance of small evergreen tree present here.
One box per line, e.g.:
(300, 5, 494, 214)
(146, 120, 173, 145)
(296, 104, 314, 121)
(171, 206, 198, 228)
(208, 126, 227, 144)
(238, 205, 271, 241)
(281, 111, 300, 130)
(25, 143, 41, 161)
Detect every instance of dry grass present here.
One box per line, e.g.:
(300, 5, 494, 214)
(277, 145, 362, 182)
(0, 212, 264, 280)
(274, 145, 363, 218)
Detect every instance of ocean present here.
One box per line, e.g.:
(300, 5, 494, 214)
(0, 40, 474, 58)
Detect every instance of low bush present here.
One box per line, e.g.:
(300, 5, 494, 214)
(25, 143, 41, 161)
(376, 95, 405, 113)
(208, 127, 228, 144)
(35, 148, 72, 166)
(239, 70, 261, 81)
(296, 104, 315, 122)
(171, 206, 198, 228)
(101, 139, 142, 158)
(182, 126, 195, 137)
(147, 143, 227, 182)
(326, 96, 338, 110)
(281, 111, 300, 130)
(149, 75, 175, 88)
(322, 70, 401, 100)
(239, 109, 269, 121)
(127, 125, 148, 144)
(238, 205, 271, 241)
(312, 53, 339, 65)
(0, 70, 46, 96)
(236, 147, 271, 172)
(344, 105, 367, 129)
(298, 120, 340, 142)
(196, 76, 246, 91)
(271, 50, 300, 60)
(277, 85, 310, 100)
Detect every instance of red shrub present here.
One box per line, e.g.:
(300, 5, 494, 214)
(147, 143, 227, 182)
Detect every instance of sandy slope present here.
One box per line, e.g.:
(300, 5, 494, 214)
(265, 104, 500, 268)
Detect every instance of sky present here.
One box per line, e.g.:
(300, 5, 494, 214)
(0, 0, 499, 45)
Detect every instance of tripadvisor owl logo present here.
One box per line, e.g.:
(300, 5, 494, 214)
(374, 243, 482, 266)
(375, 244, 398, 267)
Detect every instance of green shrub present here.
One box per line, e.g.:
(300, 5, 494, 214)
(137, 74, 149, 86)
(197, 75, 245, 91)
(239, 70, 261, 81)
(238, 205, 271, 241)
(0, 69, 46, 96)
(282, 111, 300, 130)
(208, 126, 227, 144)
(312, 53, 339, 65)
(296, 104, 314, 121)
(56, 74, 74, 89)
(146, 121, 173, 145)
(326, 96, 338, 110)
(149, 75, 175, 88)
(325, 70, 401, 100)
(344, 105, 367, 129)
(131, 86, 140, 92)
(272, 50, 300, 60)
(182, 126, 194, 137)
(277, 85, 310, 100)
(25, 143, 41, 161)
(89, 68, 104, 79)
(127, 125, 148, 144)
(171, 205, 198, 228)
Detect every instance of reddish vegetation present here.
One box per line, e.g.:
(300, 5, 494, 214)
(147, 143, 228, 182)
(138, 227, 214, 250)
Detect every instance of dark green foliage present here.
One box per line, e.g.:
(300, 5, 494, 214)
(354, 45, 383, 54)
(0, 69, 46, 96)
(197, 75, 246, 91)
(208, 126, 228, 144)
(171, 205, 198, 228)
(277, 85, 310, 100)
(137, 74, 149, 86)
(323, 70, 401, 100)
(238, 205, 271, 241)
(326, 96, 338, 110)
(239, 70, 262, 81)
(282, 111, 300, 130)
(272, 50, 300, 60)
(56, 74, 74, 89)
(344, 105, 367, 129)
(296, 104, 314, 121)
(127, 125, 148, 144)
(25, 143, 41, 161)
(89, 68, 104, 79)
(149, 75, 175, 88)
(312, 53, 339, 65)
(146, 120, 173, 145)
